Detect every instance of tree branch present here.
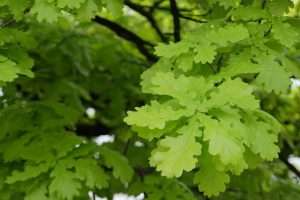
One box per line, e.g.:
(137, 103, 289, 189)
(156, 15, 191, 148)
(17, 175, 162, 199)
(149, 0, 165, 13)
(93, 16, 158, 62)
(279, 140, 300, 178)
(124, 0, 167, 42)
(279, 155, 300, 178)
(169, 0, 181, 41)
(179, 14, 208, 23)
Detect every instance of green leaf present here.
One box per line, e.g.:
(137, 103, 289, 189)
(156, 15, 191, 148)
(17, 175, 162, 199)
(217, 49, 261, 78)
(243, 112, 280, 160)
(272, 21, 299, 48)
(176, 53, 194, 72)
(130, 175, 197, 200)
(199, 113, 247, 173)
(155, 42, 190, 58)
(75, 158, 109, 189)
(103, 0, 123, 17)
(76, 0, 98, 21)
(254, 55, 291, 93)
(149, 118, 202, 177)
(25, 183, 49, 200)
(231, 6, 270, 20)
(209, 24, 249, 46)
(267, 0, 293, 16)
(0, 55, 19, 82)
(6, 162, 51, 184)
(149, 72, 212, 107)
(194, 150, 230, 197)
(207, 78, 259, 110)
(49, 161, 81, 200)
(57, 0, 86, 8)
(211, 0, 241, 9)
(194, 43, 217, 64)
(100, 147, 134, 184)
(30, 0, 60, 23)
(124, 100, 188, 129)
(5, 0, 29, 20)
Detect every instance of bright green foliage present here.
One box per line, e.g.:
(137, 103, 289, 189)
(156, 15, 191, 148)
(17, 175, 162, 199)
(125, 0, 300, 196)
(0, 56, 21, 82)
(57, 0, 86, 9)
(103, 0, 123, 17)
(0, 0, 300, 199)
(272, 21, 299, 48)
(194, 148, 230, 197)
(126, 62, 282, 195)
(211, 0, 241, 9)
(149, 118, 202, 177)
(125, 100, 188, 129)
(155, 24, 249, 65)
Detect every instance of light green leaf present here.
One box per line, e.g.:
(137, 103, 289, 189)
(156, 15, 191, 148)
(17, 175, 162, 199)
(194, 43, 217, 64)
(254, 55, 291, 93)
(212, 0, 241, 9)
(207, 78, 259, 110)
(194, 150, 230, 197)
(243, 112, 280, 160)
(0, 56, 19, 82)
(149, 72, 212, 108)
(155, 42, 190, 58)
(209, 24, 249, 46)
(104, 0, 123, 17)
(57, 0, 86, 8)
(199, 113, 247, 173)
(272, 21, 299, 48)
(76, 0, 98, 21)
(125, 100, 188, 129)
(176, 53, 194, 72)
(150, 118, 202, 177)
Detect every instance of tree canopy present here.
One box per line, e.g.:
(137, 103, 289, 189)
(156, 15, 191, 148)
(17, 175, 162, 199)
(1, 0, 300, 199)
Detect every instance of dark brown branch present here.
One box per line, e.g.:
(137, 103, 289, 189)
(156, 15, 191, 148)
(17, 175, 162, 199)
(124, 0, 167, 42)
(169, 0, 181, 41)
(279, 140, 300, 178)
(179, 14, 208, 23)
(93, 16, 158, 62)
(149, 0, 165, 13)
(279, 155, 300, 178)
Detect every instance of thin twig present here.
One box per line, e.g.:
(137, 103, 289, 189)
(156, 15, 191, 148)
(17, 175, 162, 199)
(93, 16, 158, 62)
(169, 0, 181, 41)
(280, 155, 300, 178)
(124, 0, 167, 42)
(279, 141, 300, 178)
(179, 14, 208, 23)
(122, 139, 131, 155)
(149, 0, 165, 13)
(0, 19, 16, 28)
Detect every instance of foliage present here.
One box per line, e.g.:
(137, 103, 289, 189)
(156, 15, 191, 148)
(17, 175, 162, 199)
(0, 0, 300, 199)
